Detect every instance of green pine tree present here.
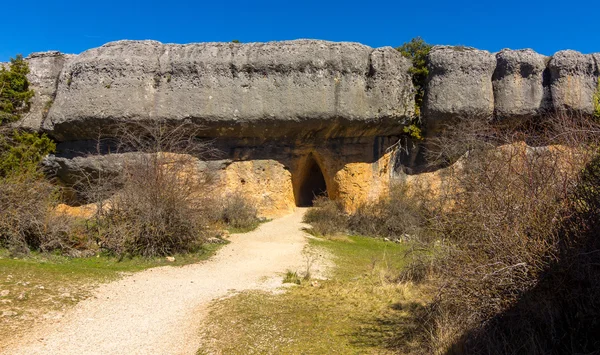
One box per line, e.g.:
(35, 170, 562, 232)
(396, 37, 432, 118)
(0, 55, 55, 176)
(0, 54, 34, 124)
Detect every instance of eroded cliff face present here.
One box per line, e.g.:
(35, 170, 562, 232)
(16, 40, 600, 217)
(32, 40, 411, 216)
(42, 40, 414, 141)
(424, 46, 600, 126)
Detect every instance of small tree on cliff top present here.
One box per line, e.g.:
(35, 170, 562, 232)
(397, 37, 432, 118)
(0, 55, 34, 124)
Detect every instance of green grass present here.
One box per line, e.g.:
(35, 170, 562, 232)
(198, 236, 429, 354)
(226, 218, 270, 234)
(0, 244, 223, 343)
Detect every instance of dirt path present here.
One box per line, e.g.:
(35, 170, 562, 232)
(2, 208, 315, 355)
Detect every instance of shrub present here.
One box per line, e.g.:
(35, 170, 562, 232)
(303, 185, 429, 241)
(0, 129, 56, 177)
(0, 55, 34, 124)
(218, 193, 261, 232)
(408, 114, 600, 354)
(83, 121, 217, 257)
(0, 167, 86, 256)
(348, 185, 427, 241)
(303, 196, 347, 236)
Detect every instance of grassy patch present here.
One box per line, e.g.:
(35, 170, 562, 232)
(198, 236, 429, 354)
(282, 270, 302, 285)
(0, 243, 223, 343)
(226, 218, 270, 234)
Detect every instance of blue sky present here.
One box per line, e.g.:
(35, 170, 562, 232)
(1, 0, 598, 61)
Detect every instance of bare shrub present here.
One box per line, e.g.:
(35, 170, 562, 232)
(0, 169, 88, 255)
(84, 120, 218, 257)
(411, 114, 600, 354)
(453, 150, 600, 355)
(217, 193, 261, 232)
(303, 196, 348, 236)
(349, 184, 428, 241)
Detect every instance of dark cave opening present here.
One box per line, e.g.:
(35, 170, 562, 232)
(297, 156, 328, 207)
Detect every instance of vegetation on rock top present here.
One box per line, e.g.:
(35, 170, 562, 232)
(397, 37, 432, 140)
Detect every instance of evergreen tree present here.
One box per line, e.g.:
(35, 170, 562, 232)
(0, 55, 34, 124)
(397, 37, 432, 117)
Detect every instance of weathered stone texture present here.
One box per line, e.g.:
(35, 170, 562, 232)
(548, 50, 599, 114)
(43, 40, 414, 141)
(423, 46, 496, 123)
(219, 160, 296, 217)
(14, 39, 599, 215)
(15, 52, 72, 131)
(493, 49, 551, 120)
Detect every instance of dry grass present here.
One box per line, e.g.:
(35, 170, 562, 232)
(198, 236, 429, 355)
(0, 244, 222, 347)
(407, 114, 600, 354)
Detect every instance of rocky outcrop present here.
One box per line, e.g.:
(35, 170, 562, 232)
(7, 39, 599, 216)
(492, 49, 551, 120)
(43, 40, 414, 141)
(423, 47, 600, 125)
(548, 50, 599, 114)
(43, 152, 231, 186)
(423, 46, 496, 124)
(16, 52, 72, 131)
(44, 134, 397, 216)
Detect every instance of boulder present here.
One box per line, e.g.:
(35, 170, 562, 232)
(548, 50, 599, 114)
(423, 46, 496, 124)
(43, 40, 414, 141)
(493, 49, 550, 120)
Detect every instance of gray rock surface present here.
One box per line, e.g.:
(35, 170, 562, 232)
(423, 46, 496, 124)
(493, 49, 550, 120)
(15, 52, 73, 131)
(548, 50, 599, 114)
(43, 40, 414, 141)
(43, 153, 231, 186)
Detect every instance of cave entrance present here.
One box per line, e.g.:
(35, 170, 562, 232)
(297, 155, 328, 207)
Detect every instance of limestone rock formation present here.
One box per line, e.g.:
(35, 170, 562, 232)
(18, 52, 71, 131)
(43, 40, 414, 141)
(7, 39, 600, 216)
(548, 50, 599, 114)
(43, 152, 230, 187)
(423, 46, 496, 124)
(493, 49, 551, 120)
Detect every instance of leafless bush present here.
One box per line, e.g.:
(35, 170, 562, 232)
(84, 120, 219, 257)
(0, 170, 87, 255)
(303, 184, 431, 241)
(303, 196, 348, 236)
(411, 113, 600, 354)
(349, 184, 429, 241)
(216, 192, 261, 232)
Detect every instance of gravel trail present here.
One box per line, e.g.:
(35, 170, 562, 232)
(2, 208, 313, 355)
